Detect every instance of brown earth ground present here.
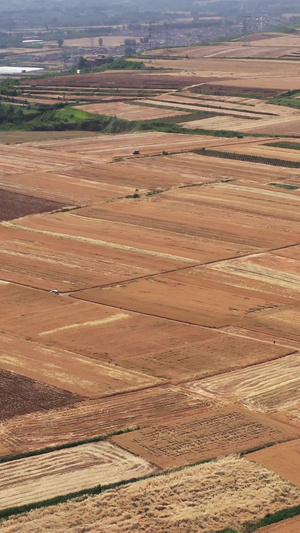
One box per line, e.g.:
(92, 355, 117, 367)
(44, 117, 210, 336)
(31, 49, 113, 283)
(246, 439, 300, 487)
(0, 367, 81, 420)
(1, 456, 299, 533)
(0, 189, 65, 221)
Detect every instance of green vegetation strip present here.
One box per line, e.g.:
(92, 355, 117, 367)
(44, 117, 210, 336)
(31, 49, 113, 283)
(265, 141, 300, 151)
(246, 505, 300, 531)
(193, 148, 300, 168)
(0, 427, 140, 465)
(268, 183, 299, 190)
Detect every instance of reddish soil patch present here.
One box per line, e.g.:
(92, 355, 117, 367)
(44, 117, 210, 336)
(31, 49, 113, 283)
(0, 189, 64, 221)
(247, 439, 300, 487)
(0, 368, 81, 420)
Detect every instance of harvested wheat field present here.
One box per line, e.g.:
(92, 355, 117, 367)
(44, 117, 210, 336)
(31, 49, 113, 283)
(2, 36, 300, 531)
(0, 214, 193, 290)
(110, 406, 299, 469)
(112, 151, 298, 188)
(0, 333, 160, 398)
(0, 386, 213, 456)
(206, 251, 300, 298)
(31, 316, 291, 381)
(187, 353, 300, 414)
(75, 265, 291, 328)
(0, 441, 155, 511)
(24, 131, 235, 161)
(1, 456, 300, 533)
(236, 308, 300, 347)
(75, 102, 188, 120)
(247, 439, 300, 487)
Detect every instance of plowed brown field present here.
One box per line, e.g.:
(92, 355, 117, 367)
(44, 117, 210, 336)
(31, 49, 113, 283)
(0, 441, 155, 510)
(1, 456, 300, 533)
(0, 189, 64, 221)
(247, 439, 300, 486)
(0, 368, 81, 420)
(27, 71, 207, 89)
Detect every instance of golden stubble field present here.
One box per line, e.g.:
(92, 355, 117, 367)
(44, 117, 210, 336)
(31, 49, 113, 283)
(1, 46, 300, 530)
(1, 456, 300, 533)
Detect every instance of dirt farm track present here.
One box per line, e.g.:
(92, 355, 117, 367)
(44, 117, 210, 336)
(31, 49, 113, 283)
(2, 34, 300, 531)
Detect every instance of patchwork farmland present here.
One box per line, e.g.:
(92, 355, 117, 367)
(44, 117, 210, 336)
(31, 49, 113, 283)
(1, 32, 300, 532)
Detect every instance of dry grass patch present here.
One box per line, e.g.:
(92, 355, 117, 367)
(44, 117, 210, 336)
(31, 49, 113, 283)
(0, 442, 155, 511)
(1, 456, 300, 532)
(187, 353, 300, 414)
